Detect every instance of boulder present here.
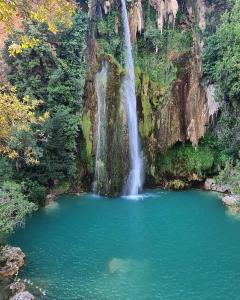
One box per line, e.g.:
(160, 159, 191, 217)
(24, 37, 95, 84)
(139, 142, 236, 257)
(222, 195, 240, 207)
(204, 178, 231, 193)
(10, 282, 26, 294)
(9, 281, 35, 300)
(10, 291, 35, 300)
(0, 246, 25, 279)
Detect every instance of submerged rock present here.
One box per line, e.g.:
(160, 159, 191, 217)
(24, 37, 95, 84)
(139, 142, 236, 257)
(0, 246, 25, 280)
(108, 258, 131, 274)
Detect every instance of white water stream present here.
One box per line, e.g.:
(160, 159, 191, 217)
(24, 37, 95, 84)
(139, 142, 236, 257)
(121, 0, 143, 195)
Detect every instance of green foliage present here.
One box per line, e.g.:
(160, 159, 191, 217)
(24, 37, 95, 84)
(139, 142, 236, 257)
(4, 24, 57, 101)
(159, 145, 214, 177)
(82, 112, 92, 160)
(166, 179, 186, 190)
(0, 158, 14, 182)
(21, 179, 46, 206)
(51, 180, 70, 195)
(135, 47, 177, 89)
(97, 10, 123, 63)
(134, 6, 192, 90)
(202, 0, 240, 185)
(0, 181, 36, 242)
(214, 105, 240, 159)
(39, 106, 80, 183)
(203, 0, 240, 103)
(157, 137, 225, 179)
(215, 160, 240, 194)
(3, 12, 87, 187)
(205, 0, 234, 34)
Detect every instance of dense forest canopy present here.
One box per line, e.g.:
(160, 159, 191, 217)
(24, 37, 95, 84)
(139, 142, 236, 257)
(0, 0, 87, 242)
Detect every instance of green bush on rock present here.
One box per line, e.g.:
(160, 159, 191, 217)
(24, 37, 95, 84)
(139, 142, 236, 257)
(156, 140, 222, 181)
(215, 160, 240, 195)
(0, 181, 36, 243)
(203, 0, 240, 103)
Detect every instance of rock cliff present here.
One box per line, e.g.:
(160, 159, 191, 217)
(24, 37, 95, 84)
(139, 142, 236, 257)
(79, 0, 222, 194)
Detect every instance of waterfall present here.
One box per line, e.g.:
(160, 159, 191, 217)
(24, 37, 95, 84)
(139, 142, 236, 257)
(93, 61, 109, 194)
(121, 0, 143, 195)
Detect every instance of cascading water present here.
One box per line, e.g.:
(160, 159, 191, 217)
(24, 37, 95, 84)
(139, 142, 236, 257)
(93, 61, 109, 194)
(121, 0, 143, 196)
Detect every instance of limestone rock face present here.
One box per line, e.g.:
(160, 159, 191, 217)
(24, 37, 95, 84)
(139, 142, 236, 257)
(0, 246, 25, 280)
(80, 0, 224, 194)
(149, 0, 178, 33)
(128, 0, 144, 42)
(81, 58, 129, 195)
(154, 44, 209, 151)
(128, 0, 178, 41)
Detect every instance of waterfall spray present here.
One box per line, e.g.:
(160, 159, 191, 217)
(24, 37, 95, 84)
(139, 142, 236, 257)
(121, 0, 143, 195)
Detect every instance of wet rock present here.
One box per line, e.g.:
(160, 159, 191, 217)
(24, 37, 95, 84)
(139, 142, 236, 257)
(204, 178, 231, 193)
(222, 195, 240, 207)
(9, 280, 35, 300)
(9, 291, 35, 300)
(45, 193, 56, 206)
(108, 258, 131, 274)
(10, 282, 26, 294)
(0, 246, 25, 280)
(10, 282, 26, 295)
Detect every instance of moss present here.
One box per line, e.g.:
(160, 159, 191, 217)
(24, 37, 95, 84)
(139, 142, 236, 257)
(134, 22, 192, 91)
(82, 111, 92, 159)
(166, 179, 187, 190)
(156, 141, 217, 180)
(141, 75, 152, 137)
(96, 10, 123, 66)
(135, 66, 142, 94)
(52, 180, 70, 194)
(150, 164, 156, 177)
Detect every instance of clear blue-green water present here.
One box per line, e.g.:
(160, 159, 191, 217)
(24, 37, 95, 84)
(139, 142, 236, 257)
(10, 190, 240, 300)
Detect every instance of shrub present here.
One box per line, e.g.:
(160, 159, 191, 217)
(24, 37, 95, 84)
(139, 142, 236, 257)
(0, 181, 36, 243)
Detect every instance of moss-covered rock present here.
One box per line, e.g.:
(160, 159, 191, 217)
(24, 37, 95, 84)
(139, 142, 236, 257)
(165, 179, 188, 190)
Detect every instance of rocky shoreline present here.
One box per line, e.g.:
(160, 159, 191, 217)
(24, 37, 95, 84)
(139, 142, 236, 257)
(0, 246, 34, 300)
(204, 178, 240, 213)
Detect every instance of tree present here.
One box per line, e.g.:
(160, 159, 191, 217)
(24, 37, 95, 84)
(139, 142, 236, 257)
(203, 0, 240, 103)
(3, 12, 87, 185)
(0, 86, 48, 164)
(0, 0, 76, 33)
(0, 181, 36, 242)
